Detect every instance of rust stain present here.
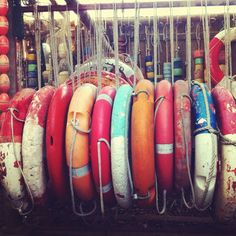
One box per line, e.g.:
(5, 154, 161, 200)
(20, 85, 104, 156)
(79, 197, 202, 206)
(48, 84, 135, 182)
(13, 160, 22, 168)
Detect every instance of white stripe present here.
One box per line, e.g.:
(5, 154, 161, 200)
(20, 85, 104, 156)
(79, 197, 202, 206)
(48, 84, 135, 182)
(97, 182, 112, 193)
(156, 144, 173, 154)
(72, 165, 90, 178)
(96, 94, 113, 105)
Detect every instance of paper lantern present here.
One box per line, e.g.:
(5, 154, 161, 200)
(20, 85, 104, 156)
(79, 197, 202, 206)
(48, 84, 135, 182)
(0, 73, 10, 93)
(0, 54, 9, 73)
(0, 0, 8, 16)
(0, 35, 9, 54)
(0, 16, 8, 35)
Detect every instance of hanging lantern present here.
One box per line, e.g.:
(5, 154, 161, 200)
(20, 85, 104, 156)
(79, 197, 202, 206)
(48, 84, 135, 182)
(0, 16, 8, 35)
(0, 54, 9, 73)
(0, 0, 8, 16)
(0, 35, 9, 54)
(0, 92, 9, 112)
(0, 73, 10, 93)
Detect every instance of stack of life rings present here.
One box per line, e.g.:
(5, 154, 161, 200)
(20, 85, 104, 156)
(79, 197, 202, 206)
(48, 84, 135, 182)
(0, 26, 235, 224)
(0, 0, 10, 127)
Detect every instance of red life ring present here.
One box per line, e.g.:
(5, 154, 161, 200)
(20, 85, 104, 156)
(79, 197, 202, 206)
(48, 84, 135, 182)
(210, 27, 236, 87)
(46, 84, 73, 202)
(91, 86, 116, 205)
(155, 80, 174, 192)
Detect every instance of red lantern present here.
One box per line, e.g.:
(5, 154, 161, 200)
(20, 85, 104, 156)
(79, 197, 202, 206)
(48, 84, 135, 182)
(0, 73, 9, 93)
(0, 35, 9, 54)
(0, 92, 9, 112)
(0, 55, 9, 73)
(0, 0, 8, 16)
(0, 16, 8, 35)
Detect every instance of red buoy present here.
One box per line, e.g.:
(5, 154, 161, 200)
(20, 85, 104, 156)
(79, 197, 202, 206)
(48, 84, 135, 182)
(0, 54, 9, 73)
(0, 73, 10, 93)
(0, 92, 9, 112)
(0, 35, 9, 54)
(0, 16, 8, 35)
(0, 0, 8, 16)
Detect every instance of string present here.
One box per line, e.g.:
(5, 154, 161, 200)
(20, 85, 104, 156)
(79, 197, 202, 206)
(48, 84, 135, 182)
(133, 0, 140, 86)
(153, 2, 158, 87)
(186, 0, 192, 88)
(169, 0, 174, 85)
(113, 1, 119, 89)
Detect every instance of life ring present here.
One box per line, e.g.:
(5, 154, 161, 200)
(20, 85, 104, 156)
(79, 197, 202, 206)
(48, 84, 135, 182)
(22, 86, 55, 205)
(131, 79, 155, 207)
(111, 84, 133, 209)
(191, 82, 218, 210)
(46, 84, 73, 202)
(155, 80, 174, 198)
(0, 88, 35, 214)
(91, 86, 116, 207)
(174, 80, 192, 191)
(209, 27, 236, 87)
(67, 70, 129, 88)
(212, 86, 236, 222)
(65, 83, 97, 202)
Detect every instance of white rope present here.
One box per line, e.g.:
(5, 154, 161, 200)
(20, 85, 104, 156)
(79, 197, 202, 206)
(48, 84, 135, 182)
(34, 4, 42, 89)
(169, 0, 174, 85)
(133, 0, 140, 86)
(97, 138, 111, 217)
(186, 0, 192, 88)
(48, 5, 59, 87)
(157, 18, 162, 75)
(69, 119, 97, 217)
(8, 108, 34, 216)
(201, 0, 211, 89)
(65, 9, 74, 75)
(164, 22, 169, 63)
(76, 3, 80, 90)
(153, 2, 158, 87)
(113, 2, 119, 89)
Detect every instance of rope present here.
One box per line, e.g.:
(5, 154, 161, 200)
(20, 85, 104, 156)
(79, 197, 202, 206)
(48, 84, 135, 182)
(132, 90, 149, 98)
(192, 81, 217, 211)
(97, 138, 111, 217)
(196, 23, 201, 51)
(69, 119, 97, 217)
(186, 0, 192, 89)
(8, 107, 34, 216)
(153, 2, 158, 87)
(34, 4, 41, 89)
(219, 132, 236, 146)
(113, 2, 119, 89)
(75, 3, 80, 91)
(169, 0, 174, 85)
(154, 96, 167, 214)
(133, 0, 140, 86)
(179, 95, 195, 209)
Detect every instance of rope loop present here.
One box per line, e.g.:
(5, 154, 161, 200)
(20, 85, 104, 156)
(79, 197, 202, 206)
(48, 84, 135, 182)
(7, 108, 25, 123)
(219, 132, 236, 146)
(71, 119, 91, 134)
(132, 90, 149, 98)
(133, 191, 150, 200)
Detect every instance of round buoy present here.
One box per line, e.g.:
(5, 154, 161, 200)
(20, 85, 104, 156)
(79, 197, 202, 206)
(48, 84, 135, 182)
(0, 92, 9, 112)
(0, 35, 9, 54)
(0, 16, 8, 35)
(0, 54, 9, 73)
(0, 73, 10, 93)
(0, 0, 8, 16)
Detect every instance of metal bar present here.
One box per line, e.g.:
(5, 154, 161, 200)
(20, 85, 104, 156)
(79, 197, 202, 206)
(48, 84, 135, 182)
(21, 1, 236, 13)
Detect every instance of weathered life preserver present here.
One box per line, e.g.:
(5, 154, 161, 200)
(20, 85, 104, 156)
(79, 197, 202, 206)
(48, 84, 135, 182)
(209, 27, 236, 87)
(65, 83, 97, 202)
(155, 80, 174, 196)
(22, 86, 55, 205)
(111, 84, 133, 209)
(131, 79, 155, 207)
(212, 86, 236, 222)
(191, 82, 218, 210)
(0, 88, 35, 214)
(67, 70, 128, 88)
(46, 84, 73, 202)
(78, 57, 144, 86)
(91, 86, 116, 207)
(174, 80, 192, 191)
